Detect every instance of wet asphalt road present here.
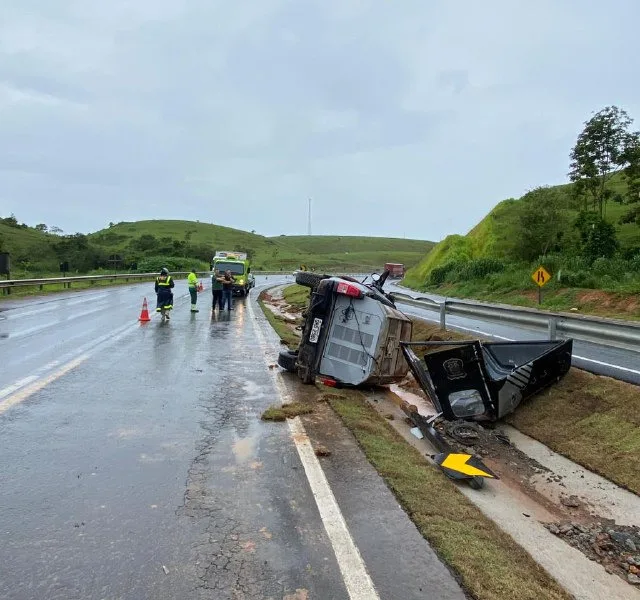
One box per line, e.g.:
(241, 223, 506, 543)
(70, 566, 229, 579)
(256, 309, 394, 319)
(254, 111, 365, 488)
(0, 278, 466, 600)
(385, 282, 640, 386)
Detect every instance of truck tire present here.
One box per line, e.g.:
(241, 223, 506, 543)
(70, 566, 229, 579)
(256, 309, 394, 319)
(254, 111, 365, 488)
(277, 350, 298, 373)
(295, 271, 326, 289)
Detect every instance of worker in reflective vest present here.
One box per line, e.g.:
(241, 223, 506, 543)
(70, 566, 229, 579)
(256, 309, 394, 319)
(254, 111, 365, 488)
(155, 268, 175, 321)
(187, 268, 199, 313)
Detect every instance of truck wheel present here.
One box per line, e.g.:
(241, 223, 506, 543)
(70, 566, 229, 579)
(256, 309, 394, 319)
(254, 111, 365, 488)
(277, 350, 298, 373)
(295, 271, 326, 289)
(239, 289, 245, 298)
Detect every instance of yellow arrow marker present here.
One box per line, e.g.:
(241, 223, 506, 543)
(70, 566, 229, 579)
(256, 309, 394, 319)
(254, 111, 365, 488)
(440, 453, 495, 478)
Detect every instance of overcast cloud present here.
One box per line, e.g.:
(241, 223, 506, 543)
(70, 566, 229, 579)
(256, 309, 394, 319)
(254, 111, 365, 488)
(1, 0, 639, 241)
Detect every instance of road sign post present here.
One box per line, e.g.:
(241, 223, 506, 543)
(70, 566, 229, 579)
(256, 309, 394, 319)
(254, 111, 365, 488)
(532, 266, 551, 305)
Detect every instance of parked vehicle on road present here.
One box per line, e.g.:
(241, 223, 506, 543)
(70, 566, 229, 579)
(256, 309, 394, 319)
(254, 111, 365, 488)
(384, 263, 405, 278)
(278, 269, 412, 386)
(211, 251, 255, 297)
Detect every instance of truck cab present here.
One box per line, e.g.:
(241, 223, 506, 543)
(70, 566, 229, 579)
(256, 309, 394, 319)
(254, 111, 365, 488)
(211, 251, 255, 297)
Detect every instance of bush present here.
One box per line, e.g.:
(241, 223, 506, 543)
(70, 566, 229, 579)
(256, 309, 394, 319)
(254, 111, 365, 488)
(557, 270, 599, 288)
(458, 258, 505, 279)
(428, 260, 466, 285)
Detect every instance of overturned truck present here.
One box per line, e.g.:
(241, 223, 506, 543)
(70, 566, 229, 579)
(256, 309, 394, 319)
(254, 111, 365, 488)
(280, 268, 574, 422)
(278, 269, 574, 488)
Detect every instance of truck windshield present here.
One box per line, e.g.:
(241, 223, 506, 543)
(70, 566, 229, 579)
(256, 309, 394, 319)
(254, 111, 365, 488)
(215, 262, 245, 275)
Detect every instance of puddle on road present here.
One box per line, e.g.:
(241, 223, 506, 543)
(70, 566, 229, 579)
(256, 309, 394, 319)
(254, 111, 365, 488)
(231, 424, 261, 463)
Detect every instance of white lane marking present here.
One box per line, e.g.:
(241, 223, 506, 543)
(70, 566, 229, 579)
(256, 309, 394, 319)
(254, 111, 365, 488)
(287, 417, 379, 599)
(0, 376, 39, 401)
(247, 292, 379, 600)
(0, 320, 142, 415)
(401, 307, 640, 376)
(573, 355, 640, 375)
(0, 356, 87, 416)
(3, 292, 111, 319)
(5, 303, 110, 340)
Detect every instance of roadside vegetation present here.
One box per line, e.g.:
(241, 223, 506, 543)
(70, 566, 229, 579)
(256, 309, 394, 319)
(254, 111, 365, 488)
(0, 217, 433, 285)
(405, 106, 640, 321)
(257, 291, 301, 350)
(261, 402, 314, 421)
(282, 284, 311, 310)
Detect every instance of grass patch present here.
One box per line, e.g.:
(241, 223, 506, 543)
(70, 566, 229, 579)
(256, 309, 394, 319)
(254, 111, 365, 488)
(257, 291, 301, 350)
(329, 393, 570, 600)
(506, 369, 640, 495)
(261, 402, 314, 421)
(282, 284, 311, 310)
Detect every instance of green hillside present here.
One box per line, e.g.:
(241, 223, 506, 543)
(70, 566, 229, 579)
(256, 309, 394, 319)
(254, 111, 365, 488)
(0, 222, 58, 273)
(403, 175, 640, 319)
(405, 176, 640, 289)
(0, 216, 434, 276)
(272, 235, 434, 272)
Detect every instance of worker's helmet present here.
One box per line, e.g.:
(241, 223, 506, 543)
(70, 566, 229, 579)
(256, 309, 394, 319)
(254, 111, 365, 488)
(160, 267, 169, 275)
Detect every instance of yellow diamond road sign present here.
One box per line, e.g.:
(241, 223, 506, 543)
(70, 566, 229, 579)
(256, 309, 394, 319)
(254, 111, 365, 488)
(532, 266, 551, 287)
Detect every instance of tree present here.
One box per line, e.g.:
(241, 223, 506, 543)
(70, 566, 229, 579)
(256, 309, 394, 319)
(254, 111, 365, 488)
(35, 223, 49, 233)
(574, 211, 619, 261)
(569, 106, 640, 217)
(50, 226, 64, 235)
(516, 187, 568, 260)
(0, 214, 19, 228)
(108, 222, 115, 228)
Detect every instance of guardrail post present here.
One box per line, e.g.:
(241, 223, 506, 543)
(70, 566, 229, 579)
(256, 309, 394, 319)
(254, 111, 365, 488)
(439, 301, 447, 331)
(548, 317, 557, 341)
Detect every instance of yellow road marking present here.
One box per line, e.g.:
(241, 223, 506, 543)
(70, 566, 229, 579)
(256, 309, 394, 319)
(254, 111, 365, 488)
(0, 355, 88, 415)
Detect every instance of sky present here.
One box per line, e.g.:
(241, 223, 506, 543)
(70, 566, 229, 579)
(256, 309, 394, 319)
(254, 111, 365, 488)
(1, 0, 639, 242)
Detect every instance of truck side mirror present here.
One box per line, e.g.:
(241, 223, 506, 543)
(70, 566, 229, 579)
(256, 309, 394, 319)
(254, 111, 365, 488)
(247, 267, 251, 273)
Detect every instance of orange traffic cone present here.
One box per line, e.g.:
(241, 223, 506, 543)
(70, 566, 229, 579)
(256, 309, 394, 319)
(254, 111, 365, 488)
(139, 297, 151, 322)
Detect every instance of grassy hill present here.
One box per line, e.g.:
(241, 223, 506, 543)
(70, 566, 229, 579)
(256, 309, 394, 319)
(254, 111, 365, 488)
(0, 223, 58, 273)
(403, 176, 640, 319)
(88, 221, 433, 271)
(1, 217, 434, 276)
(405, 177, 640, 289)
(270, 235, 434, 272)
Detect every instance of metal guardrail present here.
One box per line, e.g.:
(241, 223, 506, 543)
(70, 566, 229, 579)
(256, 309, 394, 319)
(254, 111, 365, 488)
(0, 271, 213, 294)
(0, 270, 299, 295)
(390, 292, 640, 351)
